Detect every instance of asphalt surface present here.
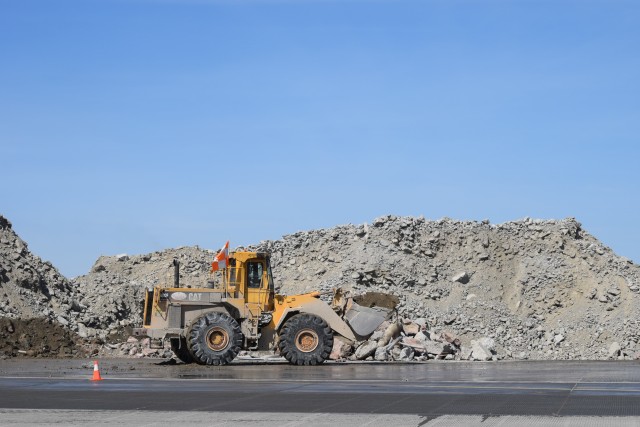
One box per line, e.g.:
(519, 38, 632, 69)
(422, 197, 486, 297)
(2, 359, 640, 421)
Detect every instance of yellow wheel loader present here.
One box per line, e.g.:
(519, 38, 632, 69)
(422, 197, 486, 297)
(133, 251, 398, 365)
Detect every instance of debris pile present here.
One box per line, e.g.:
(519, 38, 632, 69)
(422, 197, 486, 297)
(0, 215, 88, 357)
(72, 247, 214, 339)
(2, 213, 640, 361)
(251, 216, 640, 361)
(332, 318, 466, 362)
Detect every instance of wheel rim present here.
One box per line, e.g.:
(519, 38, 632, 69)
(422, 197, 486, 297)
(295, 329, 319, 353)
(206, 327, 229, 351)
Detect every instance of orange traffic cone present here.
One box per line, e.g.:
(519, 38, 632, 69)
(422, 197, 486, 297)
(91, 360, 103, 381)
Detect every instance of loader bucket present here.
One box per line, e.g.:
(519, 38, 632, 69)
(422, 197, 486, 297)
(343, 292, 399, 338)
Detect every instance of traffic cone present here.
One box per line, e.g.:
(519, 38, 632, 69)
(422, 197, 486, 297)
(91, 360, 103, 381)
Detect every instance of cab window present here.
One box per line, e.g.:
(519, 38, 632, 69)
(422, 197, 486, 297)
(247, 262, 263, 289)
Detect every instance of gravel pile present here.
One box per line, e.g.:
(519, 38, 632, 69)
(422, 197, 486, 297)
(0, 215, 88, 357)
(249, 215, 640, 360)
(2, 213, 640, 361)
(72, 246, 215, 340)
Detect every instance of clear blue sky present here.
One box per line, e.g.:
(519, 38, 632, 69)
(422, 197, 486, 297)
(2, 0, 639, 277)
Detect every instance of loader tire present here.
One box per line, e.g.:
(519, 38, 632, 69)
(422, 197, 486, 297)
(279, 314, 333, 366)
(187, 312, 243, 365)
(170, 337, 194, 364)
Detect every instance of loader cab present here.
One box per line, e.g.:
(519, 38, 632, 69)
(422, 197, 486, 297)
(227, 252, 275, 312)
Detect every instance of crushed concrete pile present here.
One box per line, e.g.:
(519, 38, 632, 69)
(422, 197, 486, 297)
(249, 216, 640, 360)
(71, 247, 215, 340)
(3, 213, 640, 361)
(0, 216, 86, 357)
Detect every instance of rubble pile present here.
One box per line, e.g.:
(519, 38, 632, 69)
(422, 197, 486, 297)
(2, 213, 640, 361)
(72, 247, 215, 339)
(250, 215, 640, 361)
(332, 319, 468, 362)
(0, 216, 87, 357)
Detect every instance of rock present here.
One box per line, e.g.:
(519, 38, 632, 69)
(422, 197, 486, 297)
(370, 330, 384, 341)
(398, 347, 414, 361)
(330, 336, 353, 360)
(372, 216, 387, 227)
(374, 347, 388, 361)
(77, 323, 88, 339)
(92, 264, 106, 273)
(608, 342, 621, 359)
(444, 315, 457, 325)
(401, 337, 425, 351)
(56, 316, 69, 327)
(554, 335, 565, 345)
(402, 320, 421, 336)
(440, 331, 461, 347)
(355, 341, 378, 360)
(460, 347, 473, 360)
(413, 318, 429, 328)
(414, 331, 428, 344)
(452, 272, 470, 284)
(470, 337, 495, 361)
(424, 341, 444, 356)
(378, 322, 401, 347)
(116, 254, 129, 262)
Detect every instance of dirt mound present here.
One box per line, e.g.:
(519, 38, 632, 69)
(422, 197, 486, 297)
(0, 317, 84, 358)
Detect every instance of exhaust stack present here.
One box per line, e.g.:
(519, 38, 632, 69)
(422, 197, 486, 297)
(173, 259, 180, 288)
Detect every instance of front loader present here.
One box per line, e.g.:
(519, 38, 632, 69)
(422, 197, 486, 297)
(133, 250, 398, 365)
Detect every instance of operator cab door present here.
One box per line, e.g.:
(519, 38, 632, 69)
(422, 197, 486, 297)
(245, 260, 272, 311)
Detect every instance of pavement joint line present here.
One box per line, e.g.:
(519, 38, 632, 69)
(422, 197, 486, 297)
(6, 376, 640, 393)
(6, 375, 640, 390)
(555, 377, 582, 416)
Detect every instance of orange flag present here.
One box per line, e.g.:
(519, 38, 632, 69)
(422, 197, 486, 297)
(211, 241, 230, 271)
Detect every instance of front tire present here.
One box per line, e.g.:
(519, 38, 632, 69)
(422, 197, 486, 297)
(278, 314, 333, 365)
(187, 312, 243, 365)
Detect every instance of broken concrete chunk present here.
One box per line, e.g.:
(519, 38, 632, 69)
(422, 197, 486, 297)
(330, 336, 353, 360)
(424, 341, 444, 356)
(470, 337, 495, 361)
(452, 272, 470, 284)
(374, 347, 388, 361)
(401, 320, 421, 336)
(378, 322, 401, 347)
(398, 347, 414, 361)
(608, 342, 621, 359)
(354, 340, 378, 360)
(414, 331, 428, 344)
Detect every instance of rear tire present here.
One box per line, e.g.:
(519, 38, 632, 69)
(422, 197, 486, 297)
(187, 312, 243, 365)
(279, 314, 333, 365)
(170, 337, 194, 364)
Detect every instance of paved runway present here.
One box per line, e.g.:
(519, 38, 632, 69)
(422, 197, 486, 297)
(2, 360, 640, 425)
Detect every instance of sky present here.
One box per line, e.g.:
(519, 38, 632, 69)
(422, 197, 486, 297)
(1, 0, 639, 277)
